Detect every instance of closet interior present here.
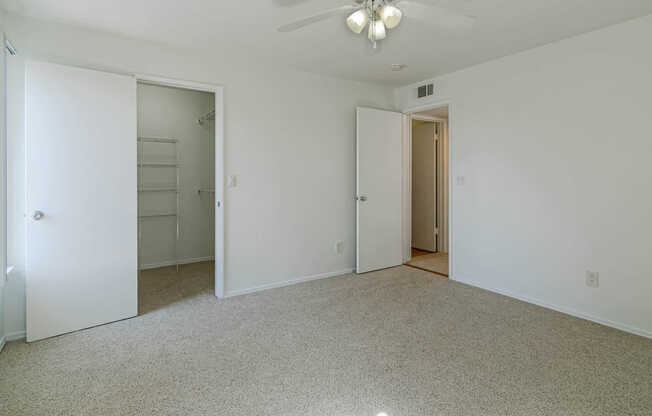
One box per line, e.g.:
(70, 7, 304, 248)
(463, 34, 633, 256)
(137, 82, 216, 313)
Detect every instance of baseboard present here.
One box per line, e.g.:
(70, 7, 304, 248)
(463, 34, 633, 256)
(455, 277, 652, 340)
(4, 330, 26, 342)
(139, 256, 214, 270)
(225, 268, 355, 298)
(1, 332, 27, 352)
(412, 247, 437, 254)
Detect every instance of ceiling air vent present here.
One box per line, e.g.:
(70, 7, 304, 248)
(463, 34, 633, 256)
(417, 83, 434, 98)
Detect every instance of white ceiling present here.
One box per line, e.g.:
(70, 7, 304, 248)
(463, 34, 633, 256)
(3, 0, 652, 86)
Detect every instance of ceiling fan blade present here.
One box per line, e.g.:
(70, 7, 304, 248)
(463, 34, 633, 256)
(277, 5, 358, 32)
(396, 0, 476, 30)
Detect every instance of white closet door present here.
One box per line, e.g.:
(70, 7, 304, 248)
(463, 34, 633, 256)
(356, 107, 404, 273)
(25, 61, 137, 342)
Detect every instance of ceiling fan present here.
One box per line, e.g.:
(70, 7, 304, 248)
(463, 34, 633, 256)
(277, 0, 475, 49)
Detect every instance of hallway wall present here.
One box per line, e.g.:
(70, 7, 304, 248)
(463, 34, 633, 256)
(411, 120, 436, 252)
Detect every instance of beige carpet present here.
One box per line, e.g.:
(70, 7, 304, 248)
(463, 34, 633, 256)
(407, 252, 449, 276)
(1, 262, 651, 415)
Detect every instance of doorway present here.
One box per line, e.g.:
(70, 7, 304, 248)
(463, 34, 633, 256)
(405, 105, 449, 277)
(23, 62, 225, 342)
(136, 81, 217, 314)
(355, 105, 451, 277)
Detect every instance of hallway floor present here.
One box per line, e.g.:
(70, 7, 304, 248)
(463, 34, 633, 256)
(407, 249, 449, 276)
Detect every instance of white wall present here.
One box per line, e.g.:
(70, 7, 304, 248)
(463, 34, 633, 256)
(137, 83, 214, 268)
(1, 13, 7, 348)
(3, 14, 394, 335)
(411, 121, 435, 252)
(397, 14, 652, 338)
(5, 35, 23, 339)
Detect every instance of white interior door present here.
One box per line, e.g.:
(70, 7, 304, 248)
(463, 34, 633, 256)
(26, 61, 137, 342)
(356, 107, 403, 273)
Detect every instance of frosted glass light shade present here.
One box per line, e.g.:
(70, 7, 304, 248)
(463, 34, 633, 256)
(380, 5, 402, 29)
(368, 20, 386, 40)
(346, 9, 369, 34)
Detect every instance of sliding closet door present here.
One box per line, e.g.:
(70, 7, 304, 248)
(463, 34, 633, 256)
(25, 61, 137, 342)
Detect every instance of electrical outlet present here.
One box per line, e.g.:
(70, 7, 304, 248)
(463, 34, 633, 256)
(456, 176, 465, 186)
(335, 241, 344, 255)
(585, 271, 600, 288)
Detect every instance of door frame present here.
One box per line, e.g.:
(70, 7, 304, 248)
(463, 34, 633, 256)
(403, 100, 453, 280)
(134, 74, 226, 298)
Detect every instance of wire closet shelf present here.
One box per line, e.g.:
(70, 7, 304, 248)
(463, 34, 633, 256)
(137, 137, 181, 271)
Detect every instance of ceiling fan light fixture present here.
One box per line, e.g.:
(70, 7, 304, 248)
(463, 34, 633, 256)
(380, 5, 402, 29)
(346, 9, 369, 34)
(368, 20, 386, 41)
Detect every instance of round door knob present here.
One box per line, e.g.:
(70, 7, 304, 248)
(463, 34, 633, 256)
(359, 196, 368, 202)
(32, 210, 45, 221)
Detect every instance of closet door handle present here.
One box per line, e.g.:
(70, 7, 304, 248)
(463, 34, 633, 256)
(32, 210, 45, 221)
